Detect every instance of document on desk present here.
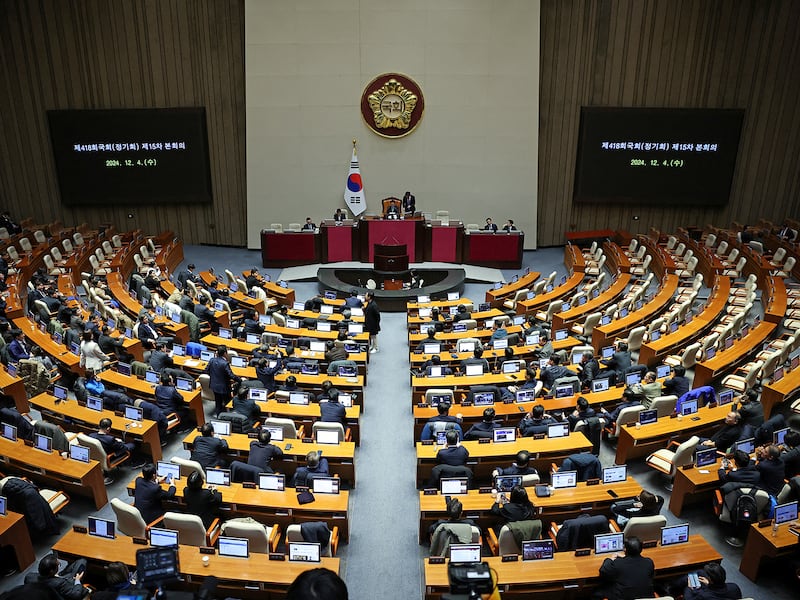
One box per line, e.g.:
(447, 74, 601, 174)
(699, 469, 710, 474)
(184, 360, 200, 367)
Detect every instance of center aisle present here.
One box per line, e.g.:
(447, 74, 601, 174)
(345, 310, 421, 599)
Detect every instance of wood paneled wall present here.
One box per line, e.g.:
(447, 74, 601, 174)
(0, 0, 246, 246)
(538, 0, 800, 247)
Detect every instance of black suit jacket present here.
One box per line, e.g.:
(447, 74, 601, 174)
(134, 477, 176, 524)
(598, 554, 655, 600)
(183, 486, 222, 528)
(191, 435, 229, 469)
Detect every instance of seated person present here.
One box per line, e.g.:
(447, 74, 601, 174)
(610, 489, 664, 527)
(280, 374, 301, 391)
(428, 497, 476, 540)
(490, 485, 538, 525)
(230, 429, 284, 482)
(463, 407, 500, 440)
(718, 449, 760, 486)
(23, 553, 89, 600)
(540, 355, 572, 391)
(662, 365, 690, 398)
(422, 355, 452, 377)
(484, 218, 498, 232)
(700, 411, 744, 452)
(601, 386, 642, 426)
(436, 430, 469, 466)
(600, 341, 632, 384)
(738, 389, 765, 428)
(190, 422, 229, 469)
(316, 380, 340, 402)
(133, 463, 176, 523)
(293, 451, 329, 487)
(490, 319, 508, 340)
(460, 347, 490, 374)
(492, 450, 538, 479)
(518, 404, 562, 437)
(385, 202, 400, 219)
(230, 384, 260, 432)
(415, 328, 439, 352)
(421, 402, 463, 441)
(567, 396, 596, 430)
(154, 373, 192, 425)
(255, 356, 284, 392)
(302, 217, 316, 230)
(183, 470, 222, 529)
(319, 389, 347, 427)
(681, 562, 742, 600)
(90, 418, 136, 475)
(505, 367, 540, 398)
(194, 296, 217, 330)
(639, 371, 661, 407)
(781, 430, 800, 478)
(502, 219, 517, 232)
(325, 339, 348, 362)
(578, 352, 601, 387)
(755, 444, 785, 496)
(593, 536, 654, 600)
(452, 304, 471, 323)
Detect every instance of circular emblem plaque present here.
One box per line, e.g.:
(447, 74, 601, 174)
(361, 73, 424, 138)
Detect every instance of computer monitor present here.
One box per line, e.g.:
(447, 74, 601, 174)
(718, 389, 734, 405)
(448, 292, 460, 301)
(292, 301, 305, 311)
(33, 433, 52, 453)
(681, 399, 698, 415)
(423, 343, 441, 355)
(69, 444, 90, 463)
(417, 295, 430, 304)
(317, 321, 331, 332)
(650, 330, 660, 342)
(660, 523, 690, 546)
(157, 461, 180, 481)
(116, 361, 132, 376)
(88, 517, 116, 539)
(210, 420, 231, 436)
(774, 501, 798, 525)
(428, 366, 443, 378)
(87, 395, 103, 412)
(670, 320, 679, 333)
(418, 308, 433, 319)
(218, 536, 249, 558)
(227, 355, 246, 369)
(554, 329, 568, 341)
(308, 340, 325, 352)
(774, 427, 790, 446)
(724, 336, 734, 350)
(176, 378, 193, 392)
(246, 333, 262, 345)
(478, 302, 491, 312)
(338, 393, 353, 408)
(263, 426, 283, 441)
(300, 363, 319, 376)
(705, 347, 716, 360)
(172, 344, 186, 357)
(258, 473, 285, 491)
(552, 471, 577, 489)
(638, 409, 658, 425)
(218, 327, 232, 340)
(344, 342, 361, 353)
(547, 423, 569, 438)
(494, 283, 503, 290)
(205, 468, 231, 487)
(619, 307, 629, 318)
(0, 496, 6, 516)
(773, 366, 785, 382)
(70, 342, 80, 355)
(493, 338, 508, 350)
(247, 388, 267, 402)
(316, 429, 340, 445)
(493, 428, 516, 443)
(449, 544, 481, 564)
(594, 532, 624, 554)
(289, 392, 310, 406)
(592, 378, 610, 393)
(312, 477, 340, 494)
(348, 323, 363, 334)
(516, 389, 536, 403)
(571, 353, 583, 365)
(320, 304, 334, 315)
(288, 542, 321, 563)
(473, 391, 495, 406)
(734, 438, 755, 455)
(601, 315, 611, 326)
(602, 465, 627, 484)
(125, 405, 144, 422)
(502, 361, 520, 374)
(286, 318, 300, 329)
(695, 447, 718, 468)
(513, 315, 525, 326)
(538, 358, 549, 369)
(54, 384, 68, 401)
(459, 342, 476, 353)
(601, 346, 614, 359)
(625, 371, 642, 386)
(494, 475, 523, 492)
(440, 478, 469, 495)
(656, 364, 671, 379)
(52, 331, 63, 345)
(149, 527, 179, 547)
(526, 332, 540, 346)
(521, 539, 554, 561)
(259, 314, 272, 326)
(144, 370, 159, 384)
(555, 384, 574, 398)
(1, 423, 16, 442)
(465, 364, 483, 376)
(561, 302, 570, 312)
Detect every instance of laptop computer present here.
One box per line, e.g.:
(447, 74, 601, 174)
(149, 527, 179, 547)
(594, 532, 624, 554)
(465, 364, 483, 376)
(125, 406, 143, 422)
(288, 542, 321, 563)
(87, 395, 104, 411)
(449, 544, 481, 564)
(33, 433, 52, 453)
(88, 517, 116, 540)
(660, 523, 689, 546)
(312, 477, 340, 494)
(258, 473, 285, 491)
(473, 392, 494, 406)
(157, 461, 181, 481)
(69, 444, 90, 463)
(638, 409, 658, 425)
(522, 539, 554, 561)
(547, 423, 569, 438)
(602, 465, 627, 483)
(218, 536, 249, 558)
(551, 471, 577, 489)
(695, 447, 717, 468)
(210, 420, 231, 436)
(206, 468, 231, 487)
(492, 428, 516, 443)
(316, 429, 340, 444)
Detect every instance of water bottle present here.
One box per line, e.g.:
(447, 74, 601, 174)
(772, 520, 778, 537)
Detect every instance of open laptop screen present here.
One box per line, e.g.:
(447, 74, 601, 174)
(440, 478, 469, 495)
(218, 536, 249, 558)
(656, 364, 671, 379)
(465, 364, 483, 376)
(774, 501, 798, 525)
(492, 428, 516, 443)
(88, 517, 116, 540)
(695, 447, 717, 468)
(69, 444, 89, 462)
(547, 423, 569, 438)
(473, 391, 494, 406)
(149, 527, 179, 547)
(602, 465, 627, 484)
(594, 532, 624, 554)
(551, 471, 577, 489)
(157, 461, 180, 481)
(205, 468, 231, 486)
(312, 477, 340, 494)
(34, 433, 52, 453)
(681, 399, 698, 415)
(449, 544, 481, 564)
(176, 378, 194, 392)
(125, 406, 143, 421)
(258, 473, 285, 491)
(522, 539, 554, 560)
(288, 542, 321, 562)
(660, 523, 689, 546)
(87, 395, 103, 411)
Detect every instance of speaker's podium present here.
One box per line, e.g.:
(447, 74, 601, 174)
(374, 244, 409, 290)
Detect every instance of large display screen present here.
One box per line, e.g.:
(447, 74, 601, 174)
(47, 108, 212, 206)
(574, 107, 744, 205)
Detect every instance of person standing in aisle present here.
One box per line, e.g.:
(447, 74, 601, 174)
(364, 291, 381, 354)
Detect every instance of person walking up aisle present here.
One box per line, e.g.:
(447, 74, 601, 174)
(364, 291, 381, 353)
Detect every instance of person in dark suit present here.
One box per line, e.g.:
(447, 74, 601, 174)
(23, 553, 89, 600)
(154, 373, 192, 425)
(493, 450, 538, 478)
(247, 428, 284, 473)
(539, 354, 572, 390)
(293, 451, 330, 487)
(204, 345, 240, 417)
(436, 430, 469, 466)
(402, 191, 416, 214)
(518, 404, 562, 437)
(7, 330, 30, 361)
(755, 445, 786, 496)
(190, 422, 229, 469)
(682, 562, 742, 600)
(737, 389, 764, 429)
(333, 208, 347, 222)
(567, 396, 597, 430)
(421, 402, 463, 441)
(97, 325, 134, 363)
(578, 351, 601, 387)
(460, 347, 490, 374)
(593, 536, 655, 600)
(701, 411, 744, 452)
(90, 417, 135, 458)
(489, 485, 537, 523)
(781, 430, 800, 478)
(364, 291, 381, 353)
(600, 341, 632, 384)
(385, 203, 400, 219)
(194, 296, 217, 330)
(344, 289, 362, 308)
(319, 389, 347, 427)
(662, 365, 691, 398)
(176, 263, 200, 290)
(231, 385, 260, 431)
(133, 463, 176, 524)
(484, 218, 498, 232)
(183, 470, 222, 528)
(502, 219, 517, 232)
(464, 407, 500, 440)
(717, 449, 760, 486)
(302, 217, 316, 231)
(452, 304, 471, 322)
